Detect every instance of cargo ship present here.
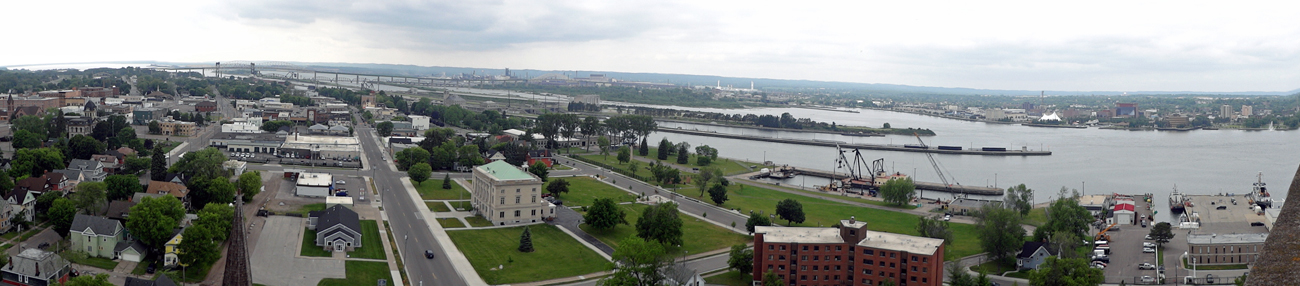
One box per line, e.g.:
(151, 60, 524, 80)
(1249, 172, 1272, 208)
(1169, 186, 1188, 212)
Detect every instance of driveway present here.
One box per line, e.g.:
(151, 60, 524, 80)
(251, 216, 345, 286)
(549, 207, 615, 256)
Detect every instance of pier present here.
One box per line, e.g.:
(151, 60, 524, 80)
(782, 167, 1005, 196)
(657, 128, 1052, 156)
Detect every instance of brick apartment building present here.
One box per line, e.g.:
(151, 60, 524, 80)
(754, 217, 945, 286)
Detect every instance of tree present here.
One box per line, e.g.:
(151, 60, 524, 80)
(11, 115, 46, 139)
(745, 213, 772, 233)
(442, 174, 452, 189)
(68, 134, 107, 159)
(72, 182, 108, 214)
(50, 198, 78, 237)
(528, 161, 549, 182)
(775, 199, 805, 226)
(12, 130, 41, 149)
(727, 244, 754, 275)
(66, 273, 114, 286)
(105, 174, 141, 201)
(883, 122, 891, 129)
(123, 157, 152, 175)
(581, 116, 601, 151)
(916, 214, 953, 243)
(0, 172, 12, 198)
(518, 225, 535, 252)
(1148, 222, 1175, 246)
(976, 204, 1026, 264)
(9, 147, 65, 178)
(584, 198, 628, 230)
(693, 166, 721, 197)
(237, 171, 262, 201)
(408, 163, 432, 186)
(127, 196, 186, 252)
(35, 191, 61, 218)
(1003, 184, 1034, 216)
(377, 121, 394, 136)
(598, 136, 611, 159)
(657, 138, 673, 160)
(675, 143, 689, 164)
(148, 120, 162, 134)
(178, 224, 219, 267)
(880, 177, 916, 206)
(546, 178, 570, 198)
(708, 183, 729, 206)
(597, 237, 671, 286)
(1038, 188, 1091, 240)
(258, 120, 294, 132)
(635, 202, 683, 245)
(189, 177, 237, 208)
(1027, 257, 1104, 286)
(761, 270, 784, 286)
(394, 146, 430, 171)
(638, 137, 649, 156)
(947, 262, 979, 286)
(151, 144, 167, 181)
(617, 146, 631, 164)
(168, 147, 230, 181)
(196, 203, 235, 241)
(116, 127, 138, 148)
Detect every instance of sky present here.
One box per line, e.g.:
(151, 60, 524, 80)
(3, 0, 1299, 92)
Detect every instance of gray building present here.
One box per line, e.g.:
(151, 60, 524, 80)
(1187, 233, 1268, 266)
(307, 204, 362, 252)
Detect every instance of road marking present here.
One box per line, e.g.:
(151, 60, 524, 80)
(415, 212, 424, 219)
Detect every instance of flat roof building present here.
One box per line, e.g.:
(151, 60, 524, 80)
(470, 161, 552, 226)
(296, 173, 333, 197)
(753, 217, 945, 286)
(1187, 233, 1268, 266)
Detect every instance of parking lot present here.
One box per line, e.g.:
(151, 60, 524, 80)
(224, 150, 362, 168)
(250, 216, 345, 286)
(1097, 199, 1166, 285)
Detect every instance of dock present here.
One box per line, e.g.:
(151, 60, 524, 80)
(657, 128, 1052, 156)
(784, 167, 1005, 196)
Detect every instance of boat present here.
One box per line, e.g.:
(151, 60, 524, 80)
(1169, 185, 1188, 212)
(1249, 172, 1272, 208)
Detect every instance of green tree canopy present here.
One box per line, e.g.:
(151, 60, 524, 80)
(617, 146, 631, 164)
(189, 177, 237, 208)
(127, 196, 186, 251)
(168, 147, 230, 181)
(597, 236, 671, 286)
(65, 274, 114, 286)
(12, 129, 42, 149)
(408, 163, 432, 185)
(1148, 222, 1175, 246)
(50, 198, 79, 237)
(880, 177, 916, 206)
(776, 199, 806, 226)
(377, 121, 394, 136)
(105, 174, 142, 201)
(745, 213, 772, 233)
(151, 144, 167, 181)
(178, 224, 219, 267)
(708, 183, 729, 206)
(237, 171, 262, 201)
(635, 202, 684, 246)
(394, 146, 430, 171)
(9, 147, 65, 178)
(976, 204, 1027, 264)
(916, 214, 953, 244)
(761, 270, 784, 286)
(584, 198, 628, 230)
(546, 178, 570, 198)
(196, 203, 235, 241)
(727, 244, 754, 275)
(1004, 184, 1034, 216)
(72, 182, 108, 214)
(1028, 257, 1105, 286)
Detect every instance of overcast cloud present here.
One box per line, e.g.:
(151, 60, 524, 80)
(2, 0, 1298, 92)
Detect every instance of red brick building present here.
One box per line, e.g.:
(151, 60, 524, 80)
(754, 217, 945, 286)
(196, 101, 217, 112)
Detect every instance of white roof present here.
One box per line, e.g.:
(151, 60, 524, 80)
(755, 226, 842, 244)
(297, 173, 333, 187)
(1040, 112, 1061, 121)
(856, 230, 945, 255)
(285, 135, 359, 145)
(326, 196, 353, 206)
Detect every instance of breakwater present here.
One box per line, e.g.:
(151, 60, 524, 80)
(657, 128, 1052, 156)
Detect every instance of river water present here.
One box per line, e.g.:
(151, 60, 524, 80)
(645, 106, 1298, 222)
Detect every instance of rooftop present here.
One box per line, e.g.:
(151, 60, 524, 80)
(1079, 195, 1108, 207)
(476, 160, 539, 182)
(755, 226, 843, 244)
(297, 172, 333, 187)
(1187, 233, 1268, 245)
(1185, 194, 1270, 235)
(856, 230, 945, 256)
(284, 135, 359, 145)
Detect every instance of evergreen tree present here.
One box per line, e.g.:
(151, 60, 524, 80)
(442, 174, 452, 189)
(708, 183, 729, 206)
(151, 144, 166, 181)
(675, 143, 689, 164)
(657, 138, 673, 160)
(518, 226, 534, 252)
(638, 137, 649, 156)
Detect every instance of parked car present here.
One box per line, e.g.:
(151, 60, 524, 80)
(425, 250, 436, 259)
(1139, 263, 1156, 270)
(943, 214, 952, 221)
(1143, 247, 1156, 253)
(1145, 234, 1154, 240)
(336, 180, 346, 185)
(1143, 242, 1157, 248)
(1091, 256, 1110, 263)
(1141, 276, 1155, 283)
(1206, 274, 1215, 284)
(147, 261, 157, 274)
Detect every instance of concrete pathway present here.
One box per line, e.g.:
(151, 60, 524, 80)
(548, 207, 615, 257)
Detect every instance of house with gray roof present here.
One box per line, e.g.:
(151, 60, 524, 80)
(55, 159, 108, 186)
(307, 204, 362, 252)
(69, 214, 123, 259)
(114, 239, 148, 263)
(0, 248, 71, 286)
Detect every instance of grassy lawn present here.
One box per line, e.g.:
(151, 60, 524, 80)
(545, 176, 637, 207)
(438, 218, 467, 228)
(448, 201, 472, 210)
(62, 252, 119, 270)
(301, 228, 331, 257)
(447, 224, 610, 284)
(352, 220, 386, 260)
(578, 154, 656, 179)
(464, 215, 495, 227)
(579, 204, 751, 257)
(318, 261, 391, 286)
(1024, 207, 1048, 227)
(427, 202, 451, 212)
(757, 181, 918, 210)
(414, 178, 470, 200)
(672, 183, 980, 260)
(971, 260, 1017, 275)
(1005, 271, 1032, 279)
(704, 271, 753, 286)
(645, 147, 759, 175)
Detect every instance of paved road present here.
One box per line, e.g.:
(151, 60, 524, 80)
(355, 123, 468, 286)
(556, 156, 752, 233)
(555, 253, 732, 286)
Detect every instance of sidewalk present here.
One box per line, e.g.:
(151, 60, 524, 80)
(393, 176, 489, 286)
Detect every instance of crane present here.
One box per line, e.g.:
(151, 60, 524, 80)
(914, 132, 960, 198)
(835, 144, 886, 191)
